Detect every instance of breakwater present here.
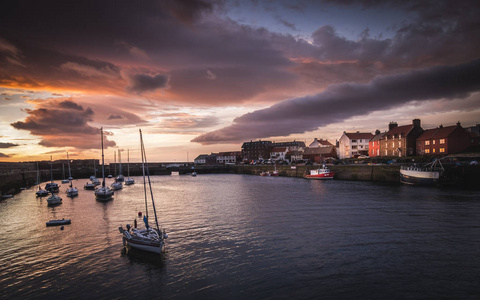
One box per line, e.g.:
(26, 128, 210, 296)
(1, 163, 479, 196)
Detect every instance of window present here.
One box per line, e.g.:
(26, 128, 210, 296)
(359, 139, 362, 143)
(425, 140, 430, 145)
(351, 139, 357, 143)
(385, 150, 388, 156)
(433, 149, 436, 153)
(392, 142, 395, 148)
(440, 148, 445, 153)
(425, 149, 430, 153)
(399, 141, 402, 147)
(433, 140, 436, 145)
(440, 139, 445, 144)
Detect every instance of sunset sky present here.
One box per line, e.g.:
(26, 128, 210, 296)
(1, 0, 479, 163)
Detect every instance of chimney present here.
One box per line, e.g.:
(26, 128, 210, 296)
(389, 122, 398, 131)
(375, 129, 380, 135)
(412, 119, 421, 128)
(456, 121, 461, 127)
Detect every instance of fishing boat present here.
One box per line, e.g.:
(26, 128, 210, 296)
(119, 129, 167, 254)
(65, 152, 78, 197)
(46, 218, 71, 226)
(45, 156, 59, 193)
(95, 127, 114, 201)
(400, 159, 444, 186)
(125, 149, 135, 185)
(47, 192, 62, 205)
(305, 164, 335, 179)
(260, 165, 279, 177)
(35, 162, 49, 197)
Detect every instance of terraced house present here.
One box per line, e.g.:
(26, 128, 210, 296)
(416, 122, 472, 156)
(381, 119, 423, 157)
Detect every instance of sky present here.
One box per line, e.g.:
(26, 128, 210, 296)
(1, 0, 479, 163)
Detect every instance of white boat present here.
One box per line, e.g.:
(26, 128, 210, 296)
(400, 159, 444, 186)
(119, 129, 167, 254)
(125, 149, 135, 185)
(47, 193, 62, 205)
(111, 181, 123, 190)
(66, 152, 78, 197)
(191, 171, 197, 177)
(305, 165, 335, 179)
(95, 128, 114, 201)
(46, 218, 71, 226)
(35, 162, 49, 197)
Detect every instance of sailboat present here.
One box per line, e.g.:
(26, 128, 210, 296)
(45, 156, 59, 193)
(66, 152, 78, 197)
(35, 162, 49, 197)
(125, 149, 135, 185)
(119, 129, 167, 254)
(47, 191, 62, 205)
(61, 164, 69, 183)
(95, 127, 114, 201)
(116, 150, 124, 182)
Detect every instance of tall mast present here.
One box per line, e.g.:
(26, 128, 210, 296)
(127, 149, 130, 177)
(140, 129, 148, 220)
(101, 127, 105, 187)
(50, 156, 53, 183)
(67, 152, 71, 178)
(140, 129, 160, 233)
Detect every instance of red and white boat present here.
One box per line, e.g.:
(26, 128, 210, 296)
(305, 165, 334, 179)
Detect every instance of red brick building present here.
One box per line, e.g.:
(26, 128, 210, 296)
(416, 122, 472, 156)
(381, 119, 423, 157)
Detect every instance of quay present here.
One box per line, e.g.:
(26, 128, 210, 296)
(1, 161, 480, 196)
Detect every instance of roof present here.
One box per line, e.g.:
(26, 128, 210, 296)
(417, 125, 460, 140)
(371, 132, 386, 141)
(218, 151, 242, 156)
(303, 146, 335, 155)
(386, 124, 413, 137)
(344, 132, 374, 140)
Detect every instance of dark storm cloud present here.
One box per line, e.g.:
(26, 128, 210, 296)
(192, 59, 480, 144)
(163, 0, 215, 25)
(10, 99, 116, 149)
(127, 74, 169, 94)
(0, 152, 10, 157)
(0, 142, 19, 148)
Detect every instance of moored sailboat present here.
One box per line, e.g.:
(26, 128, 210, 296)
(125, 149, 135, 185)
(66, 152, 78, 197)
(35, 162, 49, 197)
(95, 128, 114, 201)
(119, 129, 167, 254)
(45, 156, 59, 193)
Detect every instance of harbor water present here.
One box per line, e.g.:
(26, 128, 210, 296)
(1, 174, 480, 299)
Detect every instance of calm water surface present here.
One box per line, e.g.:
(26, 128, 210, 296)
(1, 174, 479, 299)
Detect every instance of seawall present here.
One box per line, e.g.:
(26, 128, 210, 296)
(2, 163, 479, 196)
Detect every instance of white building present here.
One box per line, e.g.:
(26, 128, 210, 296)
(338, 131, 374, 159)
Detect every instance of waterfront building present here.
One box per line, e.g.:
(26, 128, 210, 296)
(308, 138, 333, 148)
(338, 131, 374, 159)
(269, 147, 288, 162)
(381, 119, 423, 157)
(369, 130, 386, 157)
(194, 154, 208, 164)
(272, 141, 306, 151)
(416, 122, 472, 156)
(303, 146, 337, 163)
(241, 140, 273, 162)
(216, 151, 242, 164)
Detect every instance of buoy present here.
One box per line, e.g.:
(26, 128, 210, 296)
(138, 211, 142, 216)
(60, 226, 64, 230)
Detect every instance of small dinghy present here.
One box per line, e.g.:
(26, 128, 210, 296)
(46, 218, 71, 226)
